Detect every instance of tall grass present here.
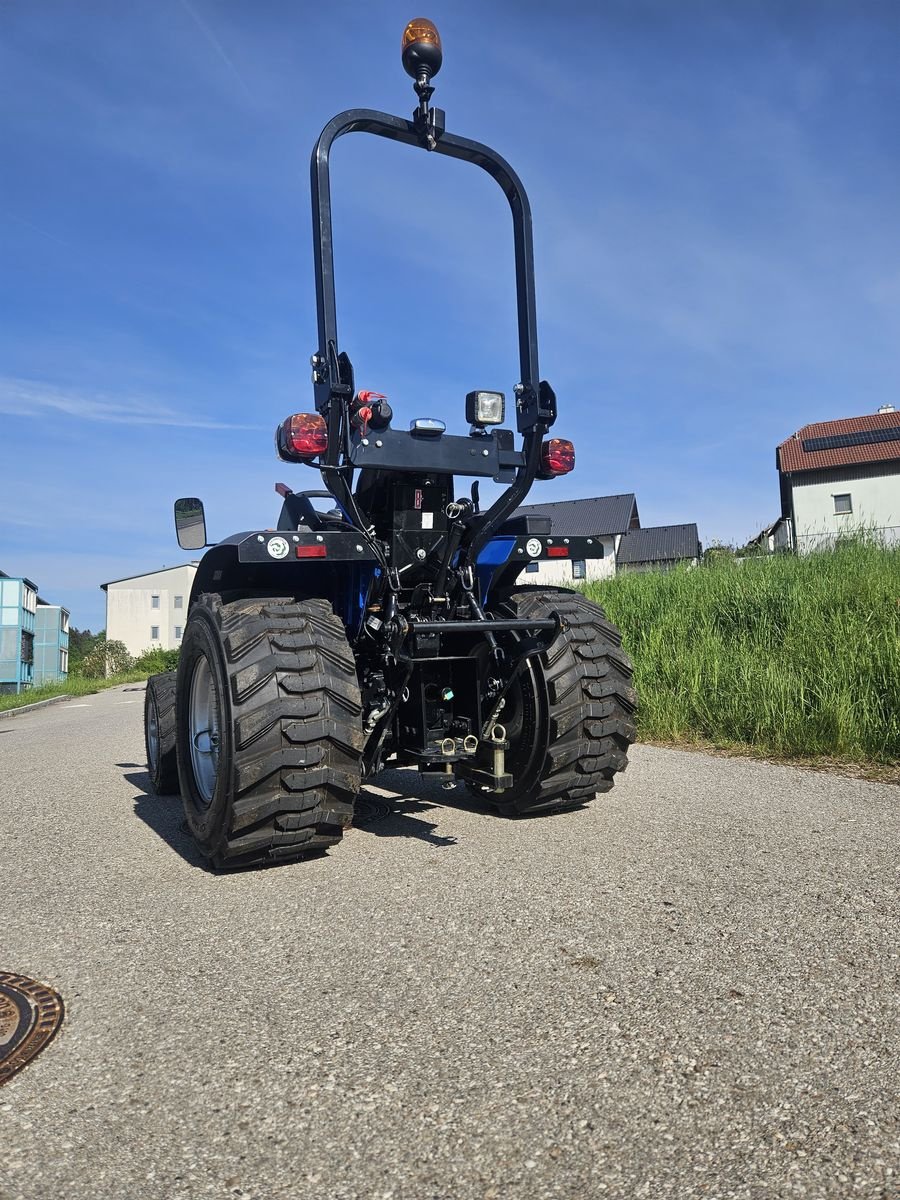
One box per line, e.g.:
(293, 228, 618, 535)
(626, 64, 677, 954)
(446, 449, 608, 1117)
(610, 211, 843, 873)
(586, 540, 900, 762)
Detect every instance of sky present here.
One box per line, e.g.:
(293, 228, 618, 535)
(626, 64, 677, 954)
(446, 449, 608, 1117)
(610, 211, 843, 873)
(1, 0, 899, 630)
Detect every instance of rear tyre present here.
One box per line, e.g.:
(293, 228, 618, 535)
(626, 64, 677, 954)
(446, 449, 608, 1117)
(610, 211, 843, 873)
(145, 671, 179, 794)
(479, 586, 636, 816)
(175, 594, 363, 869)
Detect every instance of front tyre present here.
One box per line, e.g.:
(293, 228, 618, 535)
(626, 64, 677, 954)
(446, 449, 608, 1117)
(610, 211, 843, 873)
(175, 594, 363, 869)
(482, 586, 636, 816)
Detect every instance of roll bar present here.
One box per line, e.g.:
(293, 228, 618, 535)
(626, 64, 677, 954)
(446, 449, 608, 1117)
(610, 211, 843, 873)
(309, 107, 556, 566)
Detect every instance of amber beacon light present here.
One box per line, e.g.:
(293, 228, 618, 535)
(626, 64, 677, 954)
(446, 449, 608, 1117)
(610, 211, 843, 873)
(401, 17, 443, 81)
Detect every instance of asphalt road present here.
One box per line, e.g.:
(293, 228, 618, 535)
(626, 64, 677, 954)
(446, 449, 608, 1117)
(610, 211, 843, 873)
(0, 685, 897, 1200)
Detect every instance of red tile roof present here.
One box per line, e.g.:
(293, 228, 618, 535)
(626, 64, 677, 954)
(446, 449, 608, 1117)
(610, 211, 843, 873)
(777, 410, 900, 473)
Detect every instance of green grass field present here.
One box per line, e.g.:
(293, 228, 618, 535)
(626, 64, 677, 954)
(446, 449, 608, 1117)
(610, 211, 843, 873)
(586, 540, 900, 765)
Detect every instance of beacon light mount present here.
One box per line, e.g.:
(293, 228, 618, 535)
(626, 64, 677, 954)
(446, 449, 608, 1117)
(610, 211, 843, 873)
(401, 17, 445, 149)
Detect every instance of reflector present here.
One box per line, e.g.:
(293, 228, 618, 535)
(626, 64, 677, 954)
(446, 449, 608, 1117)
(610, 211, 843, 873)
(547, 546, 569, 558)
(296, 544, 327, 559)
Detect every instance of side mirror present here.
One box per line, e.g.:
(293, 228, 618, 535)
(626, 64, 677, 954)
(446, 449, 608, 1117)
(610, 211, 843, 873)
(174, 497, 208, 551)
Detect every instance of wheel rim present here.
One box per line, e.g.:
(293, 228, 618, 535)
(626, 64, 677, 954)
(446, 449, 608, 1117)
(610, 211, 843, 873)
(146, 694, 160, 773)
(188, 656, 221, 806)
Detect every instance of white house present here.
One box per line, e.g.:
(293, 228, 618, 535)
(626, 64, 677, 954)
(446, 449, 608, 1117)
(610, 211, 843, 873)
(101, 563, 198, 657)
(776, 405, 900, 551)
(751, 516, 792, 554)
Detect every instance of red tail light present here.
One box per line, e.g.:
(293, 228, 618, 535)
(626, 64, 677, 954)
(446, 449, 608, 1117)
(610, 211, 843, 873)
(540, 438, 575, 476)
(276, 413, 328, 461)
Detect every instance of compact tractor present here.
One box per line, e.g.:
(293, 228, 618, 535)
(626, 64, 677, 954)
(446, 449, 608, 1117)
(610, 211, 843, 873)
(144, 19, 636, 868)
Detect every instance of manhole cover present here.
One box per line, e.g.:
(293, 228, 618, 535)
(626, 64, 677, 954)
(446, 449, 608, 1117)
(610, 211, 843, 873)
(0, 972, 64, 1086)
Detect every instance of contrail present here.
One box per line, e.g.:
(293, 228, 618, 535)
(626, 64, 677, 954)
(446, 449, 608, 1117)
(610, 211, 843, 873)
(175, 0, 255, 101)
(0, 208, 72, 249)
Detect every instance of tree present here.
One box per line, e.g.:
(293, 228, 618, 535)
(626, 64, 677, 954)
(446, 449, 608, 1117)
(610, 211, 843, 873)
(68, 627, 103, 675)
(79, 634, 133, 678)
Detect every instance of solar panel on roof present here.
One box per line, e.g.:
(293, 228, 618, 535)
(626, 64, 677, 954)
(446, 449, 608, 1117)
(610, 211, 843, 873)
(802, 426, 900, 453)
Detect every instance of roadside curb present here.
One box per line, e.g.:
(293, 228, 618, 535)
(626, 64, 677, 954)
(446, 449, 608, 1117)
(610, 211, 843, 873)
(0, 695, 75, 721)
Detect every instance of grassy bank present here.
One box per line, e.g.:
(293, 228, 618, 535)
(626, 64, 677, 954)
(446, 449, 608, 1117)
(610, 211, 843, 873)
(0, 671, 150, 714)
(586, 540, 900, 764)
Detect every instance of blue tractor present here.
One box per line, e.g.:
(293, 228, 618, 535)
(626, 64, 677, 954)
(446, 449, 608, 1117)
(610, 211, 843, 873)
(144, 19, 636, 869)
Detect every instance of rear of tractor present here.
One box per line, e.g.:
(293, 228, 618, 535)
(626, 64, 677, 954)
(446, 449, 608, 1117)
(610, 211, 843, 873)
(145, 19, 636, 869)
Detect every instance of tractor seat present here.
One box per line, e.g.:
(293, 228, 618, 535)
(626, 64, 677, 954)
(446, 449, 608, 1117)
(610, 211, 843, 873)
(276, 488, 351, 533)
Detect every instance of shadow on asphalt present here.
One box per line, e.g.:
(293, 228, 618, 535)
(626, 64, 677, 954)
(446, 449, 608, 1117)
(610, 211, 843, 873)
(124, 769, 210, 870)
(352, 784, 459, 848)
(122, 766, 461, 870)
(373, 766, 589, 823)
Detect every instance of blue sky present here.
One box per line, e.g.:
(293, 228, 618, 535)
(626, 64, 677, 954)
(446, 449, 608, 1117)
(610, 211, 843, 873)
(2, 0, 899, 630)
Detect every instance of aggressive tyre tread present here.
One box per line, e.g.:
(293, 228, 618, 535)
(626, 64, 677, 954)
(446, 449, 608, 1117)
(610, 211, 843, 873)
(492, 586, 636, 815)
(178, 594, 362, 868)
(145, 671, 179, 793)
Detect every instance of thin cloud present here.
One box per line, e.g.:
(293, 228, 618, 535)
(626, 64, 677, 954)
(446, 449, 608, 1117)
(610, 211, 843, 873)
(0, 378, 267, 431)
(175, 0, 255, 102)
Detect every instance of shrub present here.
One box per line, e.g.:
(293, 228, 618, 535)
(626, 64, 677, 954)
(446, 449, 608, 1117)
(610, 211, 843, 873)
(79, 637, 134, 678)
(133, 647, 180, 674)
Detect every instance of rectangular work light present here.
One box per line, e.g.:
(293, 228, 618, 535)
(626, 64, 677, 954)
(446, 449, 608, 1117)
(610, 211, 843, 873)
(465, 390, 505, 426)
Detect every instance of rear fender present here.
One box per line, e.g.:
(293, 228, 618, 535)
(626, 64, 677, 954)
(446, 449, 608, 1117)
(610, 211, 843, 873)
(478, 534, 605, 605)
(188, 534, 377, 633)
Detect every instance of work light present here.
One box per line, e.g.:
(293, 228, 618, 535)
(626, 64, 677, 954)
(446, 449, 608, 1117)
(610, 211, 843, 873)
(465, 390, 505, 427)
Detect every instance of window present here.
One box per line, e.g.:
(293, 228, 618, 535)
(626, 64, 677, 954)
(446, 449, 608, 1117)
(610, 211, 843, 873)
(21, 630, 34, 664)
(151, 594, 160, 608)
(174, 595, 183, 609)
(525, 562, 540, 574)
(60, 648, 68, 673)
(833, 493, 852, 514)
(151, 626, 160, 640)
(572, 560, 586, 580)
(174, 626, 182, 640)
(0, 579, 19, 606)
